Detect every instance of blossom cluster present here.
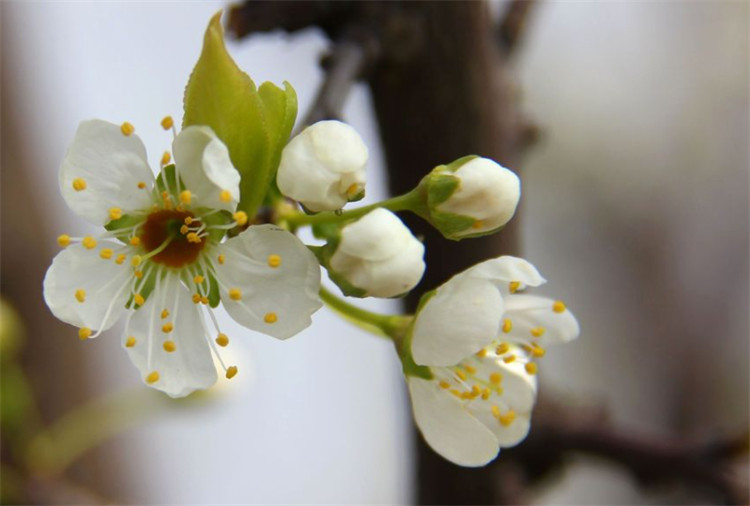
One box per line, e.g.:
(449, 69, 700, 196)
(42, 14, 578, 467)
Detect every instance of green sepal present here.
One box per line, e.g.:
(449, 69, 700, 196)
(313, 229, 369, 298)
(196, 207, 233, 243)
(207, 271, 221, 308)
(183, 12, 297, 221)
(154, 164, 179, 195)
(126, 269, 158, 309)
(399, 290, 436, 380)
(105, 214, 145, 244)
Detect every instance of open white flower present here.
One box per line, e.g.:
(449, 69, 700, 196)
(44, 119, 322, 397)
(276, 120, 368, 212)
(329, 208, 425, 298)
(406, 256, 579, 465)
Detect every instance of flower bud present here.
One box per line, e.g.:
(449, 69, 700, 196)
(328, 209, 425, 298)
(418, 156, 520, 240)
(277, 120, 368, 212)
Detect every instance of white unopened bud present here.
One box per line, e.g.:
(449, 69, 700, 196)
(421, 156, 520, 240)
(329, 208, 425, 298)
(277, 120, 368, 212)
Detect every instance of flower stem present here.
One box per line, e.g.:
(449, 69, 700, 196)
(319, 287, 411, 340)
(283, 189, 421, 228)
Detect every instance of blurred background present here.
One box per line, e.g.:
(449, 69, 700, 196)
(1, 1, 747, 504)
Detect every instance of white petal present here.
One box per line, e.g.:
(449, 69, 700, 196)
(277, 120, 368, 212)
(60, 120, 155, 225)
(43, 243, 132, 332)
(503, 294, 580, 346)
(340, 238, 425, 298)
(464, 256, 546, 289)
(215, 225, 322, 340)
(408, 377, 499, 467)
(412, 276, 504, 366)
(172, 126, 240, 212)
(336, 208, 412, 262)
(124, 273, 217, 398)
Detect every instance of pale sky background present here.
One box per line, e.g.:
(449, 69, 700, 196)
(3, 1, 747, 504)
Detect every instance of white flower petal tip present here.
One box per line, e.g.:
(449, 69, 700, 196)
(43, 243, 132, 333)
(406, 346, 539, 466)
(59, 119, 155, 225)
(215, 224, 322, 340)
(277, 120, 368, 212)
(464, 256, 546, 289)
(173, 125, 240, 212)
(329, 208, 425, 298)
(411, 275, 504, 367)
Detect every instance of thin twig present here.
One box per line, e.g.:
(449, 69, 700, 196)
(497, 0, 536, 54)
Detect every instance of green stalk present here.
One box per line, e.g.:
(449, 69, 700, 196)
(319, 287, 411, 340)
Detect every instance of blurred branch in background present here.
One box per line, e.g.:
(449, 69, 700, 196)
(229, 1, 749, 504)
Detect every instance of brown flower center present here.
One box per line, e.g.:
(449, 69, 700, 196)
(141, 210, 204, 268)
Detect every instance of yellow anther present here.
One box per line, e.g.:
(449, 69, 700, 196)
(471, 384, 482, 396)
(180, 225, 189, 235)
(146, 371, 160, 384)
(346, 183, 361, 197)
(481, 388, 491, 400)
(72, 178, 87, 191)
(553, 300, 567, 313)
(192, 293, 201, 304)
(471, 219, 484, 229)
(530, 326, 546, 338)
(162, 323, 174, 333)
(176, 205, 184, 213)
(161, 151, 171, 166)
(129, 236, 141, 246)
(525, 362, 538, 375)
(120, 122, 135, 136)
(503, 355, 516, 364)
(491, 405, 501, 418)
(438, 380, 451, 389)
(116, 254, 126, 265)
(531, 345, 546, 358)
(454, 369, 467, 381)
(179, 190, 192, 204)
(464, 365, 477, 375)
(133, 293, 145, 306)
(475, 348, 488, 358)
(125, 336, 136, 348)
(225, 366, 238, 379)
(219, 189, 232, 203)
(200, 296, 209, 304)
(163, 340, 176, 353)
(100, 248, 113, 259)
(495, 343, 509, 355)
(461, 391, 474, 400)
(78, 327, 92, 340)
(215, 333, 229, 347)
(193, 275, 204, 284)
(218, 254, 225, 265)
(186, 232, 201, 244)
(267, 254, 282, 268)
(502, 318, 512, 333)
(229, 288, 242, 301)
(161, 116, 174, 130)
(161, 190, 170, 201)
(449, 389, 462, 399)
(498, 410, 516, 427)
(233, 211, 248, 226)
(264, 312, 278, 324)
(109, 207, 122, 220)
(160, 309, 169, 319)
(489, 372, 502, 385)
(184, 216, 193, 225)
(134, 270, 143, 279)
(137, 181, 147, 190)
(509, 281, 520, 293)
(75, 289, 86, 303)
(82, 236, 97, 249)
(57, 234, 71, 247)
(131, 255, 143, 267)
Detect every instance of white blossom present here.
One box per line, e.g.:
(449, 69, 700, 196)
(276, 120, 368, 212)
(406, 256, 579, 466)
(329, 208, 425, 298)
(45, 119, 322, 397)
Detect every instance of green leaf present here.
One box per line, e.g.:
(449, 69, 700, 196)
(183, 12, 297, 220)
